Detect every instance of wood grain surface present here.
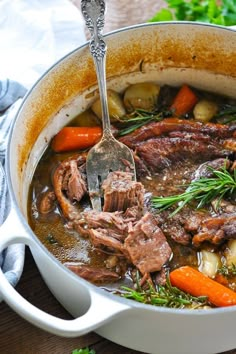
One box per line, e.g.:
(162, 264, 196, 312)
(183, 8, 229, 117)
(1, 1, 236, 353)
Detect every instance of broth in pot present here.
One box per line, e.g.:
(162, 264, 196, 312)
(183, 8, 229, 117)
(28, 82, 236, 309)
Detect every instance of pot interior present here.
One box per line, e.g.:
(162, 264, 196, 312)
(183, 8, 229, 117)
(9, 23, 236, 217)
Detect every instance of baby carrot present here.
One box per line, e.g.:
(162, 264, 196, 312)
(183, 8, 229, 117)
(51, 126, 102, 152)
(170, 84, 198, 116)
(170, 265, 236, 307)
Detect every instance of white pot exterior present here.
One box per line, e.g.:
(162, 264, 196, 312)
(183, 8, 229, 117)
(0, 22, 236, 354)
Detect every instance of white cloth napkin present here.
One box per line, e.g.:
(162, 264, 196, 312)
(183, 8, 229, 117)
(0, 0, 86, 288)
(0, 0, 86, 89)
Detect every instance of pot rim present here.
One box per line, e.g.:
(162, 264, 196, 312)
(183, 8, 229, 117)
(6, 20, 236, 316)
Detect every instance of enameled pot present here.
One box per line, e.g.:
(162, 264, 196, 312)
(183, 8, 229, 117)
(0, 22, 236, 354)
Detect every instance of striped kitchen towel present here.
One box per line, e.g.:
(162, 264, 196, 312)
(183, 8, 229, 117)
(0, 79, 26, 287)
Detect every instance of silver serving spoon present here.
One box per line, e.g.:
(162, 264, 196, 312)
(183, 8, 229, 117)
(81, 0, 136, 211)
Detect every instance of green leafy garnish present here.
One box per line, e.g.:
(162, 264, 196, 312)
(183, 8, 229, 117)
(72, 348, 96, 354)
(152, 165, 236, 216)
(216, 104, 236, 124)
(117, 109, 168, 136)
(149, 0, 236, 26)
(120, 275, 207, 309)
(218, 263, 236, 277)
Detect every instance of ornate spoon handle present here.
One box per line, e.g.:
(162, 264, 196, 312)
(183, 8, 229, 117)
(81, 0, 111, 136)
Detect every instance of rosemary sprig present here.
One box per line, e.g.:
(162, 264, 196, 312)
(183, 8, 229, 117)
(151, 165, 236, 216)
(216, 104, 236, 124)
(120, 275, 207, 309)
(217, 263, 236, 277)
(117, 109, 167, 136)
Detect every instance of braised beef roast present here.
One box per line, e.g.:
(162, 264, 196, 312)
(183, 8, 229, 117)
(29, 83, 236, 308)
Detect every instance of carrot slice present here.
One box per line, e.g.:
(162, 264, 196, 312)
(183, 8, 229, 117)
(51, 126, 102, 152)
(170, 266, 236, 307)
(170, 84, 198, 116)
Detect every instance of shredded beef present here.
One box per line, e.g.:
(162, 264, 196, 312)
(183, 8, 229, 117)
(52, 155, 87, 223)
(223, 219, 236, 238)
(89, 228, 126, 256)
(154, 267, 167, 286)
(102, 171, 145, 213)
(66, 160, 87, 202)
(165, 224, 191, 245)
(124, 213, 172, 274)
(80, 210, 130, 238)
(51, 123, 235, 284)
(192, 213, 236, 247)
(38, 190, 56, 214)
(64, 263, 120, 283)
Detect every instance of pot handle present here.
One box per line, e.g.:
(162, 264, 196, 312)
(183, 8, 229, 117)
(0, 208, 130, 337)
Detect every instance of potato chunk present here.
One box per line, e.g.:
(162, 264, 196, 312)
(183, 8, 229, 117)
(123, 82, 160, 112)
(225, 240, 236, 266)
(91, 89, 126, 122)
(193, 99, 218, 122)
(72, 109, 100, 127)
(199, 250, 220, 278)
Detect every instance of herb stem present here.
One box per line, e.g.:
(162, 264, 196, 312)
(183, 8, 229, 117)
(117, 109, 166, 136)
(152, 165, 236, 216)
(119, 275, 207, 309)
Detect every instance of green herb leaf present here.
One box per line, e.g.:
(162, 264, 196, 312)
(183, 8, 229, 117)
(72, 348, 96, 354)
(149, 0, 236, 26)
(151, 164, 236, 216)
(117, 109, 168, 136)
(218, 263, 236, 277)
(119, 274, 207, 309)
(149, 8, 174, 22)
(216, 104, 236, 124)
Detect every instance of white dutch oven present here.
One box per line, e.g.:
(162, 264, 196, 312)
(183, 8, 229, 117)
(0, 22, 236, 354)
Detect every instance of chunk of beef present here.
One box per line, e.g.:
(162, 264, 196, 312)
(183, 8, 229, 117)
(192, 213, 236, 247)
(38, 190, 56, 214)
(184, 212, 207, 232)
(223, 219, 236, 238)
(80, 210, 130, 238)
(102, 171, 145, 213)
(89, 229, 126, 256)
(66, 160, 87, 202)
(224, 138, 236, 152)
(165, 224, 191, 245)
(154, 267, 167, 286)
(52, 155, 86, 223)
(124, 213, 172, 274)
(119, 118, 235, 149)
(136, 137, 231, 172)
(78, 209, 136, 256)
(64, 263, 120, 283)
(133, 153, 151, 177)
(159, 210, 195, 245)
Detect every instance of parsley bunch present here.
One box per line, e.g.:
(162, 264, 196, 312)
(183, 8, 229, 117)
(149, 0, 236, 26)
(72, 348, 95, 354)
